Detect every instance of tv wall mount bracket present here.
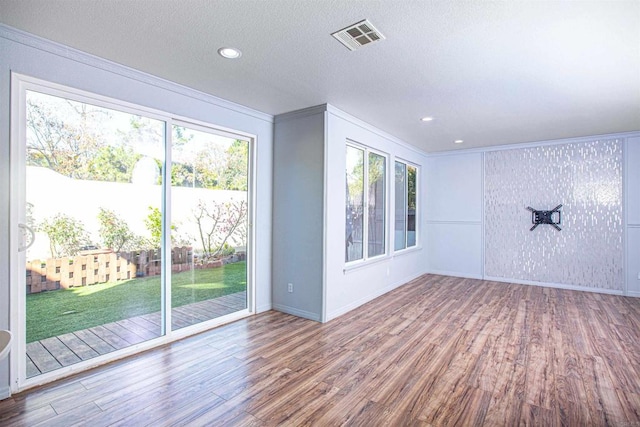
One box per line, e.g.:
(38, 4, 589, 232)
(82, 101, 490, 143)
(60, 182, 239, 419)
(526, 204, 562, 231)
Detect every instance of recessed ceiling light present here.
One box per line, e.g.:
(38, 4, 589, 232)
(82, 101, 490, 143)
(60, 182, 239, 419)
(454, 139, 464, 144)
(420, 117, 434, 122)
(218, 47, 242, 59)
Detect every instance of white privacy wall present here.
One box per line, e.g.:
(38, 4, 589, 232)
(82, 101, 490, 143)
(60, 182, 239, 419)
(484, 139, 624, 291)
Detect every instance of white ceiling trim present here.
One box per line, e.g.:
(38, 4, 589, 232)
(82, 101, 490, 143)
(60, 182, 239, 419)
(426, 131, 640, 158)
(325, 104, 428, 157)
(275, 103, 429, 157)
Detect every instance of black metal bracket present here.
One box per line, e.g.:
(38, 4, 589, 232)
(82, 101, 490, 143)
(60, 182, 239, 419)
(526, 204, 562, 231)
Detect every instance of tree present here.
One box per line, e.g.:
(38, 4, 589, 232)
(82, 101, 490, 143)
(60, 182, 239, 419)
(39, 214, 89, 257)
(170, 127, 227, 190)
(170, 162, 195, 187)
(144, 206, 163, 248)
(192, 199, 247, 258)
(194, 147, 226, 189)
(171, 124, 193, 148)
(143, 206, 180, 248)
(170, 159, 221, 189)
(26, 94, 161, 184)
(126, 115, 165, 147)
(407, 166, 416, 211)
(26, 95, 107, 179)
(221, 140, 248, 191)
(87, 145, 141, 183)
(97, 208, 134, 253)
(346, 147, 364, 206)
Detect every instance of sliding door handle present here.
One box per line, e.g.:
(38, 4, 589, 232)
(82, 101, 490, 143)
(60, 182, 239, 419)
(18, 223, 35, 252)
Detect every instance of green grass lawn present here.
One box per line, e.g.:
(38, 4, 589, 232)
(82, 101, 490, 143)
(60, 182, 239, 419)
(27, 261, 246, 343)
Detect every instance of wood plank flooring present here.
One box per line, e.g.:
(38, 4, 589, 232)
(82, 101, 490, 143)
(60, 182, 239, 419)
(26, 292, 247, 378)
(2, 275, 640, 426)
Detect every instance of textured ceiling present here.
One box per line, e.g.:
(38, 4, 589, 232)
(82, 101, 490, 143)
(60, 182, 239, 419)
(0, 0, 638, 152)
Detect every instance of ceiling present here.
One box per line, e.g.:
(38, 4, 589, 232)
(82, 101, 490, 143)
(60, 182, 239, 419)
(0, 0, 638, 152)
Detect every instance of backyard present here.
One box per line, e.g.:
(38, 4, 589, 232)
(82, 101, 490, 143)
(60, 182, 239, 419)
(27, 261, 246, 342)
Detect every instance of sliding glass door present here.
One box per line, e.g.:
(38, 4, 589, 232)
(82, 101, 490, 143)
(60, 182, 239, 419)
(12, 76, 253, 386)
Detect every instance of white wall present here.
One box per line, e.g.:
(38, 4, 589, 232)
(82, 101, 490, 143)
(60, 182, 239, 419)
(0, 25, 274, 398)
(324, 107, 427, 321)
(425, 153, 483, 278)
(627, 137, 640, 296)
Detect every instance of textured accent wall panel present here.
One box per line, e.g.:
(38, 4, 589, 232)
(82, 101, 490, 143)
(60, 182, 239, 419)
(484, 139, 623, 290)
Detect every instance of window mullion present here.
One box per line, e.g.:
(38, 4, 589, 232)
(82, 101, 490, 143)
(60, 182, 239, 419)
(363, 149, 369, 260)
(413, 167, 418, 247)
(405, 166, 409, 248)
(162, 120, 172, 336)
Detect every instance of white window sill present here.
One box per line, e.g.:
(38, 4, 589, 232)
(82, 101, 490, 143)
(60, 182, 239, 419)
(344, 254, 391, 273)
(392, 245, 422, 257)
(343, 245, 423, 274)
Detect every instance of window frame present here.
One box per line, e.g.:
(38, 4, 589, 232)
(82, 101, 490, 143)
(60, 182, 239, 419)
(394, 158, 419, 253)
(345, 140, 389, 266)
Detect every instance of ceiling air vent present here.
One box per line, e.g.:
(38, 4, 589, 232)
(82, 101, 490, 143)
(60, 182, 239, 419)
(331, 19, 385, 51)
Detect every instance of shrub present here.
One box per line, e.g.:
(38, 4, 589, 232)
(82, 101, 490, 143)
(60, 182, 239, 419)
(97, 208, 134, 253)
(39, 213, 89, 257)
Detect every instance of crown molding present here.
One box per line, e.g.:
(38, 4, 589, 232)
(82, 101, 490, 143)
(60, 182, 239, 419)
(426, 131, 640, 158)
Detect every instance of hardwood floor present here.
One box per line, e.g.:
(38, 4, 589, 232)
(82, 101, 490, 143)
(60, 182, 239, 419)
(2, 275, 640, 426)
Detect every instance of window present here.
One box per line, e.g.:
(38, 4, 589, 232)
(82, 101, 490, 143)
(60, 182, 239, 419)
(395, 160, 418, 250)
(346, 143, 386, 263)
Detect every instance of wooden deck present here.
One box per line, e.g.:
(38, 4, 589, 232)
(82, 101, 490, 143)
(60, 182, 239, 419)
(26, 291, 246, 378)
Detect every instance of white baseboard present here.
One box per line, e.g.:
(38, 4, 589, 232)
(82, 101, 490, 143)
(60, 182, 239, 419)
(256, 304, 272, 314)
(326, 270, 426, 322)
(484, 275, 624, 295)
(272, 304, 322, 322)
(426, 270, 483, 280)
(627, 291, 640, 298)
(0, 385, 10, 401)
